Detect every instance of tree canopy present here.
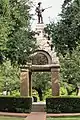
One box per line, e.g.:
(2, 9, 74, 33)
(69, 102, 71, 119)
(0, 61, 20, 95)
(0, 0, 37, 95)
(60, 45, 80, 95)
(45, 0, 80, 56)
(32, 72, 51, 101)
(0, 0, 36, 65)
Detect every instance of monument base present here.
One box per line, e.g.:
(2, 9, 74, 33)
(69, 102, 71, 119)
(32, 102, 46, 112)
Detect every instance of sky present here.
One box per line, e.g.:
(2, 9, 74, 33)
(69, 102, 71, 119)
(31, 0, 64, 29)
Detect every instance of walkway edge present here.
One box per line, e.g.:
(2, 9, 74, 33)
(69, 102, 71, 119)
(47, 113, 80, 117)
(0, 112, 80, 117)
(0, 112, 29, 117)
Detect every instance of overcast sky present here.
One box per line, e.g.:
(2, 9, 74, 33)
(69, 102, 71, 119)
(31, 0, 64, 29)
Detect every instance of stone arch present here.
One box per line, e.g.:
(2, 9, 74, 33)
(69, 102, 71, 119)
(32, 50, 52, 65)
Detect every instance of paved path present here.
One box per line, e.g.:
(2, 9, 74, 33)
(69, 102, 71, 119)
(25, 112, 46, 120)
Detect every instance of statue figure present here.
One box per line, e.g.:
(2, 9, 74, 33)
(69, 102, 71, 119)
(35, 2, 44, 24)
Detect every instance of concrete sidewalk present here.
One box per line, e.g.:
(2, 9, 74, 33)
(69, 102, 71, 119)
(24, 112, 46, 120)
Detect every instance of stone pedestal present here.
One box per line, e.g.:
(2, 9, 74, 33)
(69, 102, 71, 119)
(51, 68, 60, 96)
(32, 102, 46, 112)
(20, 69, 29, 96)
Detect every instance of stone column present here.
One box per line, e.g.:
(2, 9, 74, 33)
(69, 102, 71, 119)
(51, 68, 60, 96)
(20, 69, 29, 96)
(29, 72, 32, 96)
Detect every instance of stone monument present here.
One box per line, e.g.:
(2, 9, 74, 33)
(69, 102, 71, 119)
(20, 2, 60, 97)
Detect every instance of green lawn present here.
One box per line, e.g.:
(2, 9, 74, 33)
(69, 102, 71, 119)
(0, 116, 24, 120)
(47, 116, 80, 120)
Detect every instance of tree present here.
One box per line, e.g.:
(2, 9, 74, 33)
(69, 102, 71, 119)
(0, 0, 37, 65)
(45, 0, 80, 56)
(60, 45, 80, 95)
(32, 72, 51, 101)
(62, 0, 72, 8)
(0, 60, 20, 95)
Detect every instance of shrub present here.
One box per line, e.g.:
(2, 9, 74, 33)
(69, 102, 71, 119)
(0, 96, 32, 113)
(46, 96, 80, 113)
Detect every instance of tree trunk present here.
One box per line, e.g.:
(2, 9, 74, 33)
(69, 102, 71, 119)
(33, 87, 43, 101)
(37, 88, 43, 101)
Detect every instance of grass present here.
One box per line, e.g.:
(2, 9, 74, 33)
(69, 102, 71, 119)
(0, 116, 24, 120)
(47, 116, 80, 120)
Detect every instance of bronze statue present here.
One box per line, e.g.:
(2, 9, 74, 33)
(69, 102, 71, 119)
(35, 2, 44, 24)
(35, 2, 52, 24)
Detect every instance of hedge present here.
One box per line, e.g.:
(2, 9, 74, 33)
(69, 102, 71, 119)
(0, 96, 32, 113)
(46, 96, 80, 113)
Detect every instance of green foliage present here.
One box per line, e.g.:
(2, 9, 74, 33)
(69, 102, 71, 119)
(0, 60, 20, 94)
(0, 96, 32, 113)
(45, 0, 80, 56)
(11, 90, 20, 96)
(46, 97, 80, 113)
(60, 45, 80, 95)
(62, 0, 72, 8)
(43, 89, 52, 100)
(32, 72, 51, 101)
(0, 0, 37, 94)
(0, 0, 37, 65)
(60, 87, 67, 96)
(32, 89, 39, 101)
(32, 72, 51, 92)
